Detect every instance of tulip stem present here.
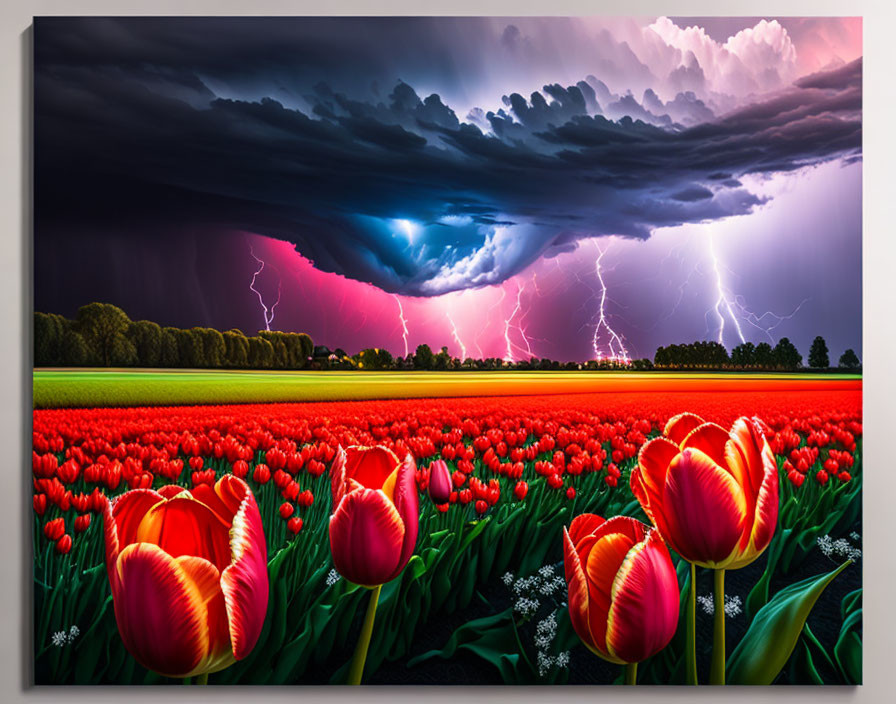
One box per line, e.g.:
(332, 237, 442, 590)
(625, 662, 638, 685)
(686, 562, 697, 685)
(710, 568, 726, 685)
(195, 672, 208, 686)
(347, 584, 381, 685)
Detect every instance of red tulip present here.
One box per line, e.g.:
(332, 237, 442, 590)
(566, 486, 576, 500)
(252, 463, 271, 484)
(513, 481, 528, 501)
(33, 494, 47, 517)
(103, 476, 268, 678)
(329, 445, 418, 587)
(475, 499, 488, 515)
(44, 517, 65, 541)
(427, 460, 452, 504)
(74, 514, 92, 533)
(55, 534, 72, 555)
(287, 517, 304, 534)
(633, 413, 778, 569)
(563, 514, 679, 664)
(279, 502, 294, 519)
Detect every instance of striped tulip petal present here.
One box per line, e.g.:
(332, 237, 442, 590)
(664, 412, 705, 445)
(605, 530, 680, 663)
(136, 495, 232, 572)
(663, 448, 747, 567)
(562, 527, 598, 655)
(680, 422, 730, 468)
(345, 445, 400, 490)
(329, 488, 406, 586)
(174, 555, 234, 675)
(112, 543, 210, 678)
(219, 481, 269, 659)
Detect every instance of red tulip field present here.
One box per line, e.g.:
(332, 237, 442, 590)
(32, 381, 862, 685)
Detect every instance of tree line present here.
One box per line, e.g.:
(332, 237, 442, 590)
(34, 303, 861, 373)
(653, 337, 861, 371)
(34, 303, 313, 369)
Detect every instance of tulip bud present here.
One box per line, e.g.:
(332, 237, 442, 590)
(287, 517, 304, 534)
(513, 481, 528, 501)
(474, 499, 488, 515)
(74, 514, 92, 533)
(253, 463, 271, 484)
(44, 517, 65, 541)
(232, 460, 249, 478)
(427, 460, 452, 504)
(566, 486, 576, 500)
(55, 534, 72, 555)
(279, 502, 295, 519)
(33, 493, 47, 517)
(816, 469, 829, 485)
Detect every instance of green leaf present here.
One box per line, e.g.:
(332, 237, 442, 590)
(727, 560, 851, 685)
(407, 608, 530, 684)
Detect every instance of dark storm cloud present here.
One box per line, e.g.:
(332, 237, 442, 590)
(34, 18, 862, 296)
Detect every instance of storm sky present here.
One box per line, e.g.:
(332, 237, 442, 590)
(34, 16, 862, 362)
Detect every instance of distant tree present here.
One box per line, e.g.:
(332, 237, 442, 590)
(223, 329, 249, 368)
(808, 336, 830, 369)
(159, 327, 181, 367)
(773, 337, 802, 370)
(34, 312, 67, 366)
(247, 336, 274, 369)
(59, 329, 90, 366)
(731, 342, 756, 368)
(357, 348, 384, 370)
(197, 327, 226, 368)
(127, 320, 162, 367)
(75, 302, 132, 366)
(297, 333, 314, 365)
(838, 348, 861, 370)
(173, 328, 204, 368)
(414, 344, 434, 370)
(754, 342, 775, 368)
(434, 346, 451, 370)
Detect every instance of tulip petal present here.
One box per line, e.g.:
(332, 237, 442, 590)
(110, 489, 165, 551)
(663, 448, 747, 567)
(330, 488, 405, 586)
(680, 422, 730, 468)
(664, 412, 705, 445)
(725, 417, 767, 508)
(330, 446, 348, 507)
(345, 445, 400, 490)
(563, 527, 598, 655)
(585, 530, 639, 659)
(190, 482, 237, 525)
(136, 495, 232, 572)
(112, 543, 208, 678)
(174, 556, 234, 674)
(632, 439, 679, 541)
(728, 445, 779, 569)
(220, 481, 269, 660)
(158, 485, 189, 499)
(390, 454, 419, 575)
(568, 513, 604, 545)
(606, 530, 680, 663)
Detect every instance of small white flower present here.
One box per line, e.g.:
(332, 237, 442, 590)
(538, 565, 556, 579)
(537, 651, 554, 677)
(51, 631, 67, 647)
(325, 569, 341, 586)
(697, 595, 714, 615)
(817, 534, 834, 557)
(555, 651, 570, 668)
(502, 571, 515, 586)
(514, 596, 540, 617)
(849, 531, 860, 542)
(67, 625, 80, 641)
(724, 595, 743, 618)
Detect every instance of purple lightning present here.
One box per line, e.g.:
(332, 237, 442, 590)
(503, 281, 534, 362)
(445, 311, 467, 361)
(392, 294, 410, 357)
(591, 242, 631, 363)
(705, 232, 808, 347)
(248, 244, 281, 331)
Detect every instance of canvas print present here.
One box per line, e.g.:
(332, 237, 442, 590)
(32, 16, 862, 685)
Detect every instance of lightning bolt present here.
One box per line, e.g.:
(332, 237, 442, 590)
(502, 281, 533, 362)
(392, 294, 410, 357)
(591, 242, 630, 363)
(248, 244, 281, 331)
(707, 234, 746, 346)
(445, 311, 467, 361)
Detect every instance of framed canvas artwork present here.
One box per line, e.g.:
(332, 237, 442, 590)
(31, 16, 862, 685)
